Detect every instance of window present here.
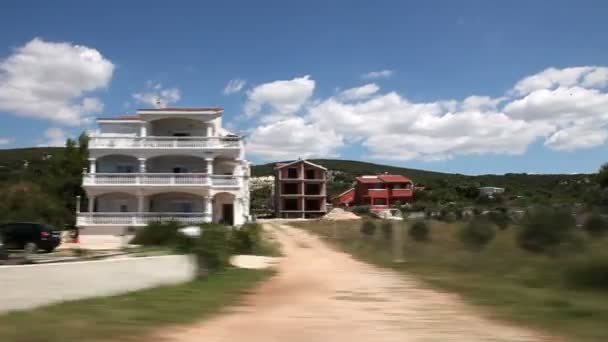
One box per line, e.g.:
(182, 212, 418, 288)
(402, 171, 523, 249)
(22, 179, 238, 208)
(305, 183, 321, 195)
(283, 198, 299, 210)
(283, 183, 299, 194)
(305, 199, 321, 211)
(116, 164, 135, 173)
(287, 168, 298, 179)
(173, 132, 191, 137)
(373, 198, 387, 205)
(305, 169, 316, 179)
(370, 183, 386, 189)
(173, 166, 189, 174)
(172, 201, 193, 213)
(119, 204, 128, 212)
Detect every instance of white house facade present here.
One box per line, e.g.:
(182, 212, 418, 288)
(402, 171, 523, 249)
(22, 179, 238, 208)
(76, 107, 251, 235)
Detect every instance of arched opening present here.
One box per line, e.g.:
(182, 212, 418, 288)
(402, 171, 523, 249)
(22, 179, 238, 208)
(146, 155, 207, 173)
(149, 118, 212, 137)
(148, 192, 205, 213)
(96, 154, 138, 173)
(213, 192, 236, 225)
(95, 192, 138, 212)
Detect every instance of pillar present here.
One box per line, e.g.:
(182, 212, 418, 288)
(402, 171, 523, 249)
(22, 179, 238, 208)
(206, 124, 213, 137)
(234, 197, 242, 225)
(203, 196, 212, 223)
(205, 157, 214, 175)
(140, 123, 147, 137)
(138, 158, 146, 173)
(137, 194, 145, 213)
(88, 158, 96, 174)
(88, 195, 95, 213)
(76, 195, 81, 213)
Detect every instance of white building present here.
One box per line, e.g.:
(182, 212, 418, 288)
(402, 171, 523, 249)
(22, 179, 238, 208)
(478, 186, 505, 197)
(76, 107, 251, 236)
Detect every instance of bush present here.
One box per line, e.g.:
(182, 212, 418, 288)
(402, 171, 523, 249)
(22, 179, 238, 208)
(564, 254, 608, 289)
(380, 220, 392, 240)
(130, 220, 182, 246)
(488, 210, 511, 230)
(459, 218, 495, 251)
(194, 224, 230, 275)
(409, 220, 430, 242)
(229, 223, 262, 254)
(360, 220, 377, 236)
(517, 207, 576, 253)
(351, 205, 371, 216)
(583, 212, 608, 237)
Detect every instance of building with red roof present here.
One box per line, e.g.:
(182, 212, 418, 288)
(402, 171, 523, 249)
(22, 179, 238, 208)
(331, 174, 413, 209)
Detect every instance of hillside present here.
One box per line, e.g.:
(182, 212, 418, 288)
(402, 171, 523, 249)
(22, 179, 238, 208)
(0, 147, 64, 182)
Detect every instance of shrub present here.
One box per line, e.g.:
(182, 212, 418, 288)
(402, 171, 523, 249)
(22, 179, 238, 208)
(564, 253, 608, 289)
(517, 207, 576, 253)
(488, 210, 511, 230)
(229, 223, 262, 254)
(583, 212, 608, 237)
(130, 220, 182, 246)
(380, 220, 393, 240)
(459, 218, 495, 251)
(360, 220, 377, 236)
(194, 224, 230, 275)
(351, 205, 371, 216)
(409, 220, 430, 242)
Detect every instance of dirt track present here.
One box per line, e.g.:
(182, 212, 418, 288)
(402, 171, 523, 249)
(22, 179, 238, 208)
(158, 223, 558, 342)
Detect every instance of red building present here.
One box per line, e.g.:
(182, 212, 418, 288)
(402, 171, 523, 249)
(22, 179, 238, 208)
(331, 174, 413, 209)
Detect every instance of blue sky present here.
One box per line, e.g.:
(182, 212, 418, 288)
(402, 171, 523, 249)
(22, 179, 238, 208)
(1, 0, 608, 175)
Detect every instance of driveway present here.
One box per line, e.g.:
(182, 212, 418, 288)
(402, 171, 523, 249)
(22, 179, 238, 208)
(157, 222, 558, 342)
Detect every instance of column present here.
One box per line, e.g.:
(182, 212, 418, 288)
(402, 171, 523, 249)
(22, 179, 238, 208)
(234, 197, 242, 225)
(138, 158, 146, 173)
(203, 196, 212, 223)
(137, 194, 145, 213)
(88, 195, 95, 213)
(205, 157, 214, 175)
(88, 158, 96, 174)
(206, 124, 213, 137)
(140, 123, 147, 137)
(76, 195, 81, 213)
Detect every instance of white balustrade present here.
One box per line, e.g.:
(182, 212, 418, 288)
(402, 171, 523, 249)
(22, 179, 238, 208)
(84, 173, 239, 187)
(77, 212, 211, 226)
(89, 136, 240, 149)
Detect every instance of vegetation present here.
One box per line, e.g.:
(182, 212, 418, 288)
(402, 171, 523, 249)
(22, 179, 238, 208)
(290, 219, 608, 341)
(517, 207, 577, 254)
(0, 268, 273, 342)
(459, 218, 496, 251)
(583, 212, 608, 237)
(360, 220, 376, 236)
(408, 220, 429, 242)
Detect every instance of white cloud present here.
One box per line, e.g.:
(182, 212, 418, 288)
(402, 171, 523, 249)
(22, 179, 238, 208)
(38, 127, 67, 147)
(338, 83, 380, 101)
(223, 79, 246, 95)
(132, 83, 181, 108)
(0, 137, 14, 145)
(362, 69, 394, 80)
(0, 38, 114, 125)
(243, 65, 608, 161)
(244, 75, 315, 118)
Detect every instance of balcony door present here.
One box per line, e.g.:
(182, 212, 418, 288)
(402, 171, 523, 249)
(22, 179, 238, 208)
(222, 204, 234, 226)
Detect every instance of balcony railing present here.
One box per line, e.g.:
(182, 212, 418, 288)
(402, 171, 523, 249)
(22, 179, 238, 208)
(77, 212, 211, 226)
(83, 173, 240, 187)
(89, 136, 241, 149)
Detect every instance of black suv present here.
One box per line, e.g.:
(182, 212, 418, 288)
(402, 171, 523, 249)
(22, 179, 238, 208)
(0, 222, 61, 253)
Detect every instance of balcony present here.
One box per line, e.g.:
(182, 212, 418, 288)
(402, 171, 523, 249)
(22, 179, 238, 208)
(89, 136, 241, 149)
(76, 212, 210, 226)
(83, 173, 240, 187)
(390, 188, 413, 197)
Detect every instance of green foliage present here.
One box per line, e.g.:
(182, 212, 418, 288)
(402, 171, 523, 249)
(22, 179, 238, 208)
(250, 186, 272, 211)
(360, 220, 376, 236)
(229, 223, 262, 254)
(130, 221, 183, 247)
(487, 210, 511, 230)
(409, 220, 430, 242)
(0, 182, 66, 226)
(597, 163, 608, 189)
(517, 206, 576, 254)
(380, 220, 392, 240)
(583, 212, 608, 237)
(194, 225, 231, 273)
(564, 253, 608, 290)
(459, 218, 496, 251)
(351, 205, 371, 216)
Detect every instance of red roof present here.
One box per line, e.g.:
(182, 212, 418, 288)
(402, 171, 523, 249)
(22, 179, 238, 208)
(356, 175, 411, 184)
(97, 114, 141, 120)
(140, 107, 223, 112)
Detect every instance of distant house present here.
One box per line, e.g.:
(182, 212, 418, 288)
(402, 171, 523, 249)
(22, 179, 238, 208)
(274, 160, 327, 219)
(478, 186, 505, 197)
(331, 174, 414, 210)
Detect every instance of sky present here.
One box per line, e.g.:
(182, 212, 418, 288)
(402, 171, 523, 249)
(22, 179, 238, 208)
(1, 0, 608, 175)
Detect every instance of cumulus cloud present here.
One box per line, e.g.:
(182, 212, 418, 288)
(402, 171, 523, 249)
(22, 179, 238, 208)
(338, 84, 380, 101)
(244, 65, 608, 161)
(0, 137, 14, 145)
(132, 82, 181, 108)
(244, 75, 315, 118)
(362, 69, 394, 80)
(38, 127, 68, 147)
(223, 79, 246, 95)
(0, 38, 114, 125)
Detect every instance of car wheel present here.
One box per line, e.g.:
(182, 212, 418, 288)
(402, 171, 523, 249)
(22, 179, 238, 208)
(24, 242, 38, 255)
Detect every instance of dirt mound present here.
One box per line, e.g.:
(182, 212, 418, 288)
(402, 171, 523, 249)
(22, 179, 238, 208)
(322, 208, 361, 221)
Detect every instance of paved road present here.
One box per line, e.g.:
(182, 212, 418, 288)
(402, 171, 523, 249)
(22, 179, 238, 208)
(158, 223, 558, 342)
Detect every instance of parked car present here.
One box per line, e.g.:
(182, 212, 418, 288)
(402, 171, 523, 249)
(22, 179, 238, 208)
(0, 237, 7, 260)
(0, 222, 61, 253)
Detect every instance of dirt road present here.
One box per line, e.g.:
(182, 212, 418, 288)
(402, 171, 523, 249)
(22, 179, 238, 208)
(158, 223, 557, 342)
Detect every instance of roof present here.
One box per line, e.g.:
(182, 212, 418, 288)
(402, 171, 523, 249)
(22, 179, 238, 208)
(97, 114, 141, 121)
(138, 107, 223, 112)
(331, 187, 355, 200)
(356, 174, 412, 184)
(274, 159, 327, 170)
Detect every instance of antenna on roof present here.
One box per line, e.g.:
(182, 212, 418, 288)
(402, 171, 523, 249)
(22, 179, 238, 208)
(155, 97, 161, 108)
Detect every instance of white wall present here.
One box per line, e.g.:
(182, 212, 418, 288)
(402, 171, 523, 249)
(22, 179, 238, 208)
(98, 122, 140, 136)
(147, 156, 207, 173)
(149, 193, 205, 212)
(149, 118, 210, 136)
(215, 159, 237, 175)
(0, 255, 196, 313)
(97, 193, 137, 212)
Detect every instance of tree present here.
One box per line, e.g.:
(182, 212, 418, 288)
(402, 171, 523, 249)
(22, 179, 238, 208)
(584, 212, 608, 237)
(598, 163, 608, 189)
(517, 206, 576, 253)
(0, 182, 67, 226)
(459, 218, 495, 251)
(409, 220, 430, 242)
